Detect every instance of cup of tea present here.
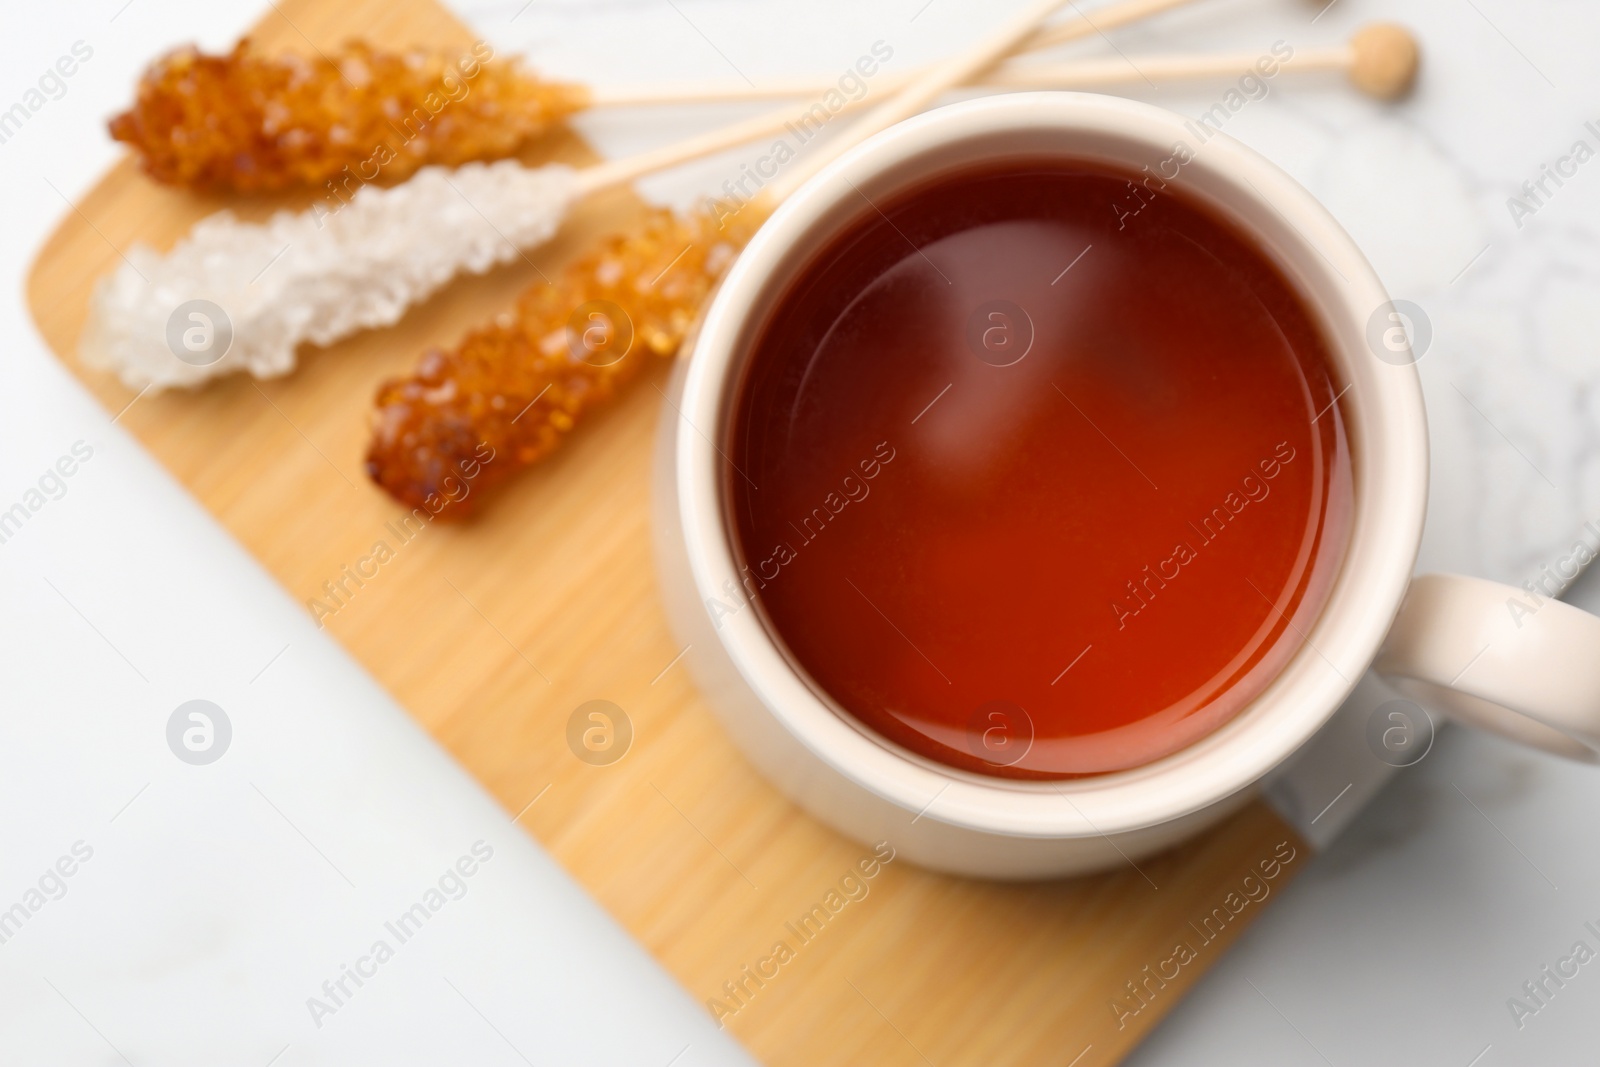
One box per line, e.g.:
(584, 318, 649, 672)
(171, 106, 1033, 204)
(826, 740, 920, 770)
(653, 92, 1600, 879)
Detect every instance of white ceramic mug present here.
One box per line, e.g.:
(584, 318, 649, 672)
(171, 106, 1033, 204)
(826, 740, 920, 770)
(653, 92, 1600, 879)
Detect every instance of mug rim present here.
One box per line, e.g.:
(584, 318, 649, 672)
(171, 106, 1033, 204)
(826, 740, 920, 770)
(672, 91, 1428, 839)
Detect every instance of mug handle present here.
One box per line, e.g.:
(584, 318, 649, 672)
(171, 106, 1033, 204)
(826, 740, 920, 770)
(1373, 573, 1600, 762)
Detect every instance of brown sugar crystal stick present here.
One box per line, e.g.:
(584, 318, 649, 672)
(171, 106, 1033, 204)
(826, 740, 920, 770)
(363, 0, 1210, 516)
(110, 40, 588, 192)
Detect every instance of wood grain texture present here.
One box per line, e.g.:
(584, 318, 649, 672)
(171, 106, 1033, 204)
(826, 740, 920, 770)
(26, 1, 1308, 1062)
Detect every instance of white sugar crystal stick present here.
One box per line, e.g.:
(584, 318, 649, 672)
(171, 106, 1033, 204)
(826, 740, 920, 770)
(82, 161, 578, 390)
(79, 99, 818, 392)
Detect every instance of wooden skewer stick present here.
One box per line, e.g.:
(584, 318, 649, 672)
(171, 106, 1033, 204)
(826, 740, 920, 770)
(767, 0, 1207, 202)
(587, 23, 1419, 109)
(990, 49, 1338, 89)
(587, 0, 1193, 109)
(576, 0, 1212, 198)
(574, 101, 814, 195)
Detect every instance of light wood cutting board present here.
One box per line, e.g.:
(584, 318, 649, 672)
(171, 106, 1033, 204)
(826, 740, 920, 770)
(26, 0, 1308, 1062)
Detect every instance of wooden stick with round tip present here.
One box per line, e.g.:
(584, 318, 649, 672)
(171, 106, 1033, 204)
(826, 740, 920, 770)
(992, 24, 1418, 99)
(588, 23, 1420, 109)
(1346, 23, 1420, 100)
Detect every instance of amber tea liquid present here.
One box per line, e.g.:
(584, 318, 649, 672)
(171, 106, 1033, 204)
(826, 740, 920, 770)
(726, 161, 1352, 779)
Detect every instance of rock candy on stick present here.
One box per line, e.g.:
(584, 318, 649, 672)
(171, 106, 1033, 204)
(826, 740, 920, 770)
(82, 161, 578, 390)
(110, 39, 587, 192)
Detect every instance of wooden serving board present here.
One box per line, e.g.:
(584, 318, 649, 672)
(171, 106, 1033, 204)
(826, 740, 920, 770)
(27, 0, 1308, 1062)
